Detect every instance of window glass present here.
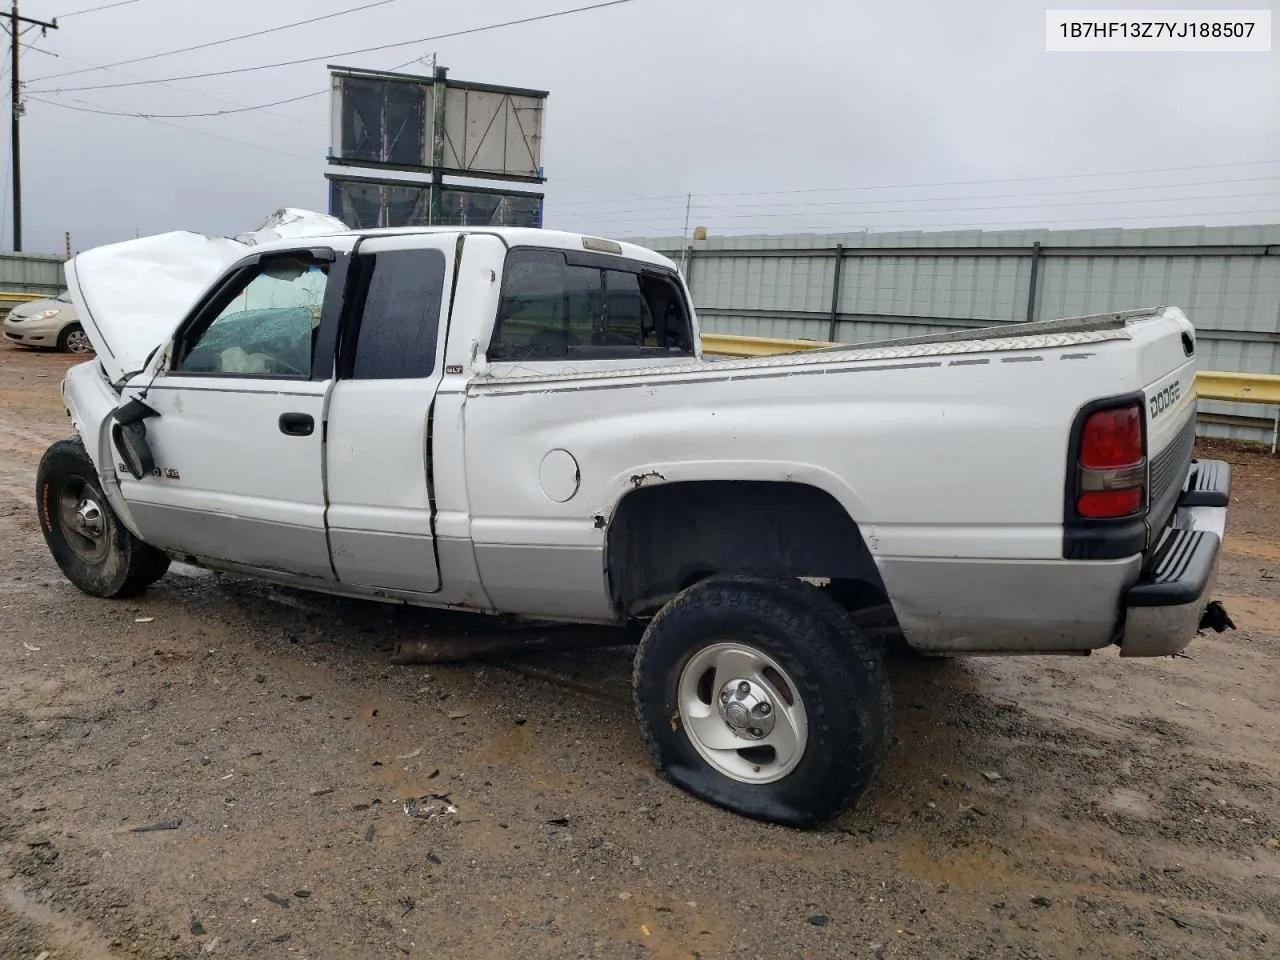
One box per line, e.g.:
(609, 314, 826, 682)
(489, 248, 692, 361)
(350, 249, 446, 379)
(178, 257, 328, 376)
(55, 289, 73, 303)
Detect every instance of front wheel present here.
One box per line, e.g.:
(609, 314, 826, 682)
(632, 576, 892, 827)
(36, 437, 170, 597)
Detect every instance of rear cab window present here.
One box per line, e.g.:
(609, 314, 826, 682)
(488, 247, 695, 362)
(341, 249, 447, 380)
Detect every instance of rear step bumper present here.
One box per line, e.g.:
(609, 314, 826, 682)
(1120, 459, 1232, 657)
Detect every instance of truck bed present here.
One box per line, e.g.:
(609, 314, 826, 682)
(473, 307, 1154, 389)
(807, 307, 1165, 352)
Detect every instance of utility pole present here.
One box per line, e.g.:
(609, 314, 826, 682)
(428, 63, 447, 226)
(8, 5, 58, 252)
(678, 193, 692, 277)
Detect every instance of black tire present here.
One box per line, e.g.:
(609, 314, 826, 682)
(56, 323, 94, 355)
(633, 576, 892, 827)
(36, 437, 170, 598)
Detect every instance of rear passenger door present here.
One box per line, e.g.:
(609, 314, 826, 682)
(323, 234, 457, 594)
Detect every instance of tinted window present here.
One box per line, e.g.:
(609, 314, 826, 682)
(489, 248, 693, 361)
(349, 249, 446, 380)
(178, 257, 328, 377)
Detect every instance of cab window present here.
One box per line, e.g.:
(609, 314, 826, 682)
(343, 249, 447, 380)
(488, 247, 694, 361)
(176, 257, 329, 377)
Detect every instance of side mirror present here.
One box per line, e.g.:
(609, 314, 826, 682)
(111, 398, 159, 481)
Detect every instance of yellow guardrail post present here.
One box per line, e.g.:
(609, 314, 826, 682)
(1194, 372, 1280, 454)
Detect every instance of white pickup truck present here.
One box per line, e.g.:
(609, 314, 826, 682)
(40, 209, 1232, 826)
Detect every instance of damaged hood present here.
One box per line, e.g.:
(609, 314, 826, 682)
(65, 208, 350, 385)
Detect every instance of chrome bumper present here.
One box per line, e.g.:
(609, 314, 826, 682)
(1120, 459, 1231, 657)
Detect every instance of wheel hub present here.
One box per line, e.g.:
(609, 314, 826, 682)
(716, 677, 776, 741)
(74, 498, 105, 539)
(58, 479, 111, 565)
(676, 641, 809, 785)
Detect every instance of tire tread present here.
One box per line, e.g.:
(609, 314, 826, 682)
(632, 575, 892, 826)
(37, 436, 170, 598)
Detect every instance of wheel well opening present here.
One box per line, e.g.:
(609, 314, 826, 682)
(605, 480, 889, 619)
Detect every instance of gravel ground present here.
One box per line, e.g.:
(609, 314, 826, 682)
(2, 342, 1279, 960)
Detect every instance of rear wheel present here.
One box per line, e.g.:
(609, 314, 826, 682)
(36, 437, 169, 597)
(57, 323, 93, 355)
(633, 576, 892, 827)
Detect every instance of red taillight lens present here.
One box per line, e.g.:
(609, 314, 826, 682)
(1080, 406, 1142, 469)
(1076, 402, 1146, 519)
(1077, 488, 1143, 517)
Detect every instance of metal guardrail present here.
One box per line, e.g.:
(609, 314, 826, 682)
(701, 332, 1280, 450)
(1195, 371, 1280, 405)
(700, 333, 836, 357)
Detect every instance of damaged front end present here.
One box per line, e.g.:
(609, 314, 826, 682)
(63, 208, 349, 386)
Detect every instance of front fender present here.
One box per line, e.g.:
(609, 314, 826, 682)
(61, 360, 145, 539)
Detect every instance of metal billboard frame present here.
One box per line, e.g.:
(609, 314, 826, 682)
(328, 64, 548, 184)
(325, 172, 545, 230)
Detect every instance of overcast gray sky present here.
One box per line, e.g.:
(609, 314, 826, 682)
(10, 0, 1280, 252)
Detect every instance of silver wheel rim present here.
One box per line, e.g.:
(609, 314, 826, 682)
(677, 641, 809, 784)
(65, 329, 92, 353)
(57, 477, 110, 564)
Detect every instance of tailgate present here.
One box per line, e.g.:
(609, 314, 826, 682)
(1133, 311, 1199, 542)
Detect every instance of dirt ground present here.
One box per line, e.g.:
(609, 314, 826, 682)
(1, 342, 1278, 960)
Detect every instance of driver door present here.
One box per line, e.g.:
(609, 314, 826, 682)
(117, 245, 351, 580)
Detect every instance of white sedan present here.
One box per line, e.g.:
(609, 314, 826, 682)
(3, 290, 93, 354)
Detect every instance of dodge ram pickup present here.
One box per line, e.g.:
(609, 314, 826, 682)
(39, 208, 1233, 826)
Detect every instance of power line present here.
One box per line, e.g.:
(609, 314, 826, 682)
(549, 176, 659, 200)
(31, 90, 326, 118)
(34, 91, 317, 161)
(57, 0, 146, 18)
(555, 192, 1280, 224)
(572, 206, 1280, 237)
(35, 0, 405, 83)
(28, 0, 643, 93)
(556, 193, 1280, 231)
(20, 43, 322, 126)
(559, 176, 1280, 218)
(548, 158, 1280, 209)
(0, 34, 50, 84)
(18, 39, 55, 56)
(137, 114, 318, 161)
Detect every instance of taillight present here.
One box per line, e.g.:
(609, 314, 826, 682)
(1076, 403, 1146, 518)
(1079, 406, 1141, 469)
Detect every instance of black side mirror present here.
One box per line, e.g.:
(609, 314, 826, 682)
(111, 398, 159, 481)
(112, 421, 154, 480)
